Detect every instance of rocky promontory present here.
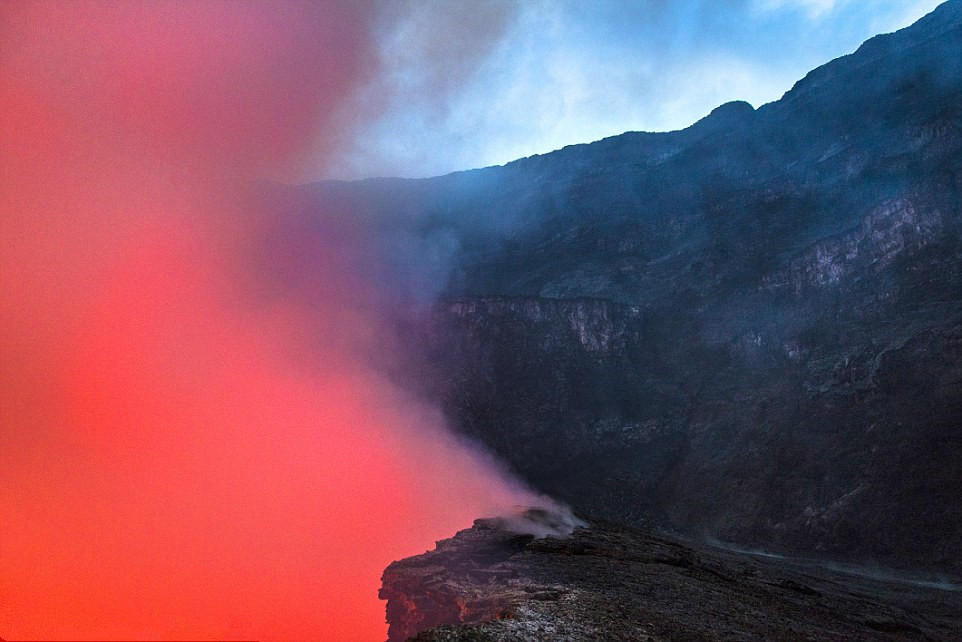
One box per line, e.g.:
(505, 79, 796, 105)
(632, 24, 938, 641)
(381, 510, 962, 641)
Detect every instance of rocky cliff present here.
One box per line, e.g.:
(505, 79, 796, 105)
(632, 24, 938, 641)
(281, 1, 962, 575)
(407, 1, 962, 574)
(380, 510, 962, 641)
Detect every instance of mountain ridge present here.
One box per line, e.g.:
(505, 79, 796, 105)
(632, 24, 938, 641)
(270, 1, 962, 575)
(302, 1, 960, 189)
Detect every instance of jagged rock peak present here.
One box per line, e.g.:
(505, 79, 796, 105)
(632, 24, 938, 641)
(695, 99, 756, 129)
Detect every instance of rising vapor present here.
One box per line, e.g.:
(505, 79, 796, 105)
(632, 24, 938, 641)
(0, 2, 550, 639)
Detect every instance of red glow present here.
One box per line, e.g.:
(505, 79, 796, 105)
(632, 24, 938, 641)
(1, 3, 532, 640)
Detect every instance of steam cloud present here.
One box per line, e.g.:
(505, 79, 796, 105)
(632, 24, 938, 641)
(0, 3, 563, 640)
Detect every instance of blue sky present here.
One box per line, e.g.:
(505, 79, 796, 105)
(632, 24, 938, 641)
(323, 0, 944, 180)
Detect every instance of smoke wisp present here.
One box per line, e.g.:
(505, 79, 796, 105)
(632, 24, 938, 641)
(0, 2, 551, 640)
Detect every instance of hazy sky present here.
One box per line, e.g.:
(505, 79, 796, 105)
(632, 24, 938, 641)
(325, 0, 943, 180)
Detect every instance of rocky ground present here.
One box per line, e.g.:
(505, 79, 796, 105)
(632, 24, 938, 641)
(381, 510, 962, 641)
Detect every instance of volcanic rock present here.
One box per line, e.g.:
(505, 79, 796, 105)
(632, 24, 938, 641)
(381, 511, 962, 641)
(277, 1, 962, 573)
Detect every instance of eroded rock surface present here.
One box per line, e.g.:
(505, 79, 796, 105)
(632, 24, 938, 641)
(269, 2, 962, 573)
(381, 512, 962, 641)
(396, 2, 962, 572)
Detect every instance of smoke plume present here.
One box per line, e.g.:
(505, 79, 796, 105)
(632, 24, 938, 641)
(0, 2, 552, 640)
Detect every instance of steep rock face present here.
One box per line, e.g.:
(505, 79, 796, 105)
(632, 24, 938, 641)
(280, 2, 962, 573)
(380, 513, 962, 641)
(405, 2, 962, 573)
(418, 248, 962, 572)
(413, 297, 683, 528)
(380, 521, 533, 642)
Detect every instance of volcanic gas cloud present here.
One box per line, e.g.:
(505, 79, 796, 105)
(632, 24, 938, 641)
(0, 3, 541, 640)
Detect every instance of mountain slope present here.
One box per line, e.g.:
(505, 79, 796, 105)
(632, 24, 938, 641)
(283, 1, 962, 573)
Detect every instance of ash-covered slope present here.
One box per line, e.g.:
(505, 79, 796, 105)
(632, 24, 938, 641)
(380, 510, 962, 641)
(284, 2, 962, 573)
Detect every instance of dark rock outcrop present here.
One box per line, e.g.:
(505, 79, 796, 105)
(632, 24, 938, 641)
(380, 511, 962, 641)
(405, 1, 962, 573)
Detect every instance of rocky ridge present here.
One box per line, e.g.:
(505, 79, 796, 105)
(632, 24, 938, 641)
(393, 1, 962, 573)
(271, 0, 962, 579)
(380, 510, 962, 641)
